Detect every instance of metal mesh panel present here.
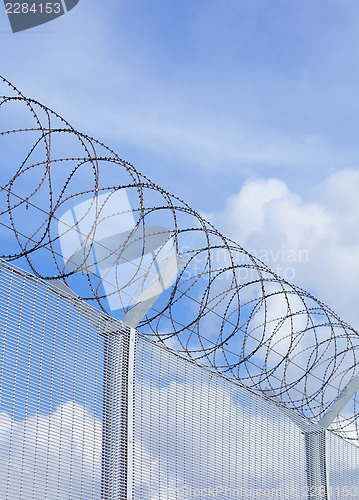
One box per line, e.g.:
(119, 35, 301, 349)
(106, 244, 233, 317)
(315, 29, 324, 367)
(327, 431, 359, 499)
(1, 259, 359, 500)
(134, 336, 308, 499)
(0, 262, 106, 499)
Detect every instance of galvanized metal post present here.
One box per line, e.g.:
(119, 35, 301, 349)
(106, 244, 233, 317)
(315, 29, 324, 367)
(101, 325, 136, 500)
(101, 327, 127, 499)
(126, 328, 136, 500)
(304, 429, 328, 500)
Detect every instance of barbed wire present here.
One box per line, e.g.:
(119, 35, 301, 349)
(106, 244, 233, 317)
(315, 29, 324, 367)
(1, 75, 359, 441)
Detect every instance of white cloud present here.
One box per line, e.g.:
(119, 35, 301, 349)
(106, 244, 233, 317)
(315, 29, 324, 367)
(205, 169, 359, 331)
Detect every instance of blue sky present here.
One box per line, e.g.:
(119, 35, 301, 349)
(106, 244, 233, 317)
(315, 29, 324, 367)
(2, 0, 359, 327)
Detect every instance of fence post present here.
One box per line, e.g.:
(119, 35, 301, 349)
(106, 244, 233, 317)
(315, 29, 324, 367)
(304, 429, 328, 500)
(101, 325, 136, 500)
(127, 327, 136, 500)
